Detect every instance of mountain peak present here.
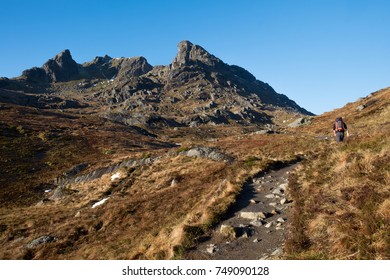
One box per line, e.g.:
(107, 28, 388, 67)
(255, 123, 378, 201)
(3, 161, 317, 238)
(171, 40, 223, 69)
(54, 49, 72, 61)
(42, 49, 79, 82)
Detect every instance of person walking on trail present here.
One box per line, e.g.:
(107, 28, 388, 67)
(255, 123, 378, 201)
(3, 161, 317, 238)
(333, 117, 349, 142)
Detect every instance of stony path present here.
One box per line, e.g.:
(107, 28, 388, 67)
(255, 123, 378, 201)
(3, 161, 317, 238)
(186, 163, 299, 260)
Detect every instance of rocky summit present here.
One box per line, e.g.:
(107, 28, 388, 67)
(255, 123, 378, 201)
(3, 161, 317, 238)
(1, 40, 312, 127)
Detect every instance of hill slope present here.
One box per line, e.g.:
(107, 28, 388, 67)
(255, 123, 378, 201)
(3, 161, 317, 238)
(285, 88, 390, 259)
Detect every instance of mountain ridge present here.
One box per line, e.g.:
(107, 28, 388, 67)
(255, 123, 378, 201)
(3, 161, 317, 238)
(1, 41, 313, 124)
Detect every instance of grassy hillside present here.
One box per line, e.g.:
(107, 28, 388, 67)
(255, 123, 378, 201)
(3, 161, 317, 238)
(0, 87, 388, 260)
(286, 87, 390, 259)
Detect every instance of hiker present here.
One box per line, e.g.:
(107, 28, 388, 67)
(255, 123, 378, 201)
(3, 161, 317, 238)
(333, 117, 349, 142)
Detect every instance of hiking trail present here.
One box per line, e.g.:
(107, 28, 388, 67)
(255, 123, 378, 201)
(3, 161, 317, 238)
(186, 162, 300, 260)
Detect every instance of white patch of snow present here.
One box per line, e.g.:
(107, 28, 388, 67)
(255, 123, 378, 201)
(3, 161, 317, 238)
(111, 171, 122, 181)
(44, 189, 52, 193)
(91, 197, 110, 209)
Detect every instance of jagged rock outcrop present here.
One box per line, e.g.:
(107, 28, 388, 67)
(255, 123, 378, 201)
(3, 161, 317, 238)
(171, 40, 224, 69)
(115, 57, 153, 80)
(180, 146, 233, 162)
(20, 51, 153, 84)
(21, 49, 80, 83)
(82, 55, 116, 79)
(100, 41, 312, 128)
(42, 49, 80, 82)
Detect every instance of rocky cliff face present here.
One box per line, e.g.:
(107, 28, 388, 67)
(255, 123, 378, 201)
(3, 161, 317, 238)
(171, 40, 224, 69)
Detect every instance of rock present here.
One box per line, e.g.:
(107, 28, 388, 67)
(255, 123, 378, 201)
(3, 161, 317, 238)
(264, 222, 274, 228)
(280, 198, 287, 205)
(356, 104, 366, 111)
(251, 129, 274, 135)
(91, 197, 110, 209)
(26, 235, 56, 249)
(253, 238, 261, 243)
(271, 248, 283, 256)
(253, 178, 262, 184)
(265, 194, 275, 199)
(249, 199, 258, 204)
(170, 178, 178, 186)
(74, 211, 81, 218)
(269, 202, 277, 207)
(288, 117, 312, 128)
(277, 218, 285, 223)
(206, 244, 217, 254)
(111, 171, 122, 181)
(182, 147, 232, 162)
(240, 211, 266, 220)
(63, 163, 89, 177)
(250, 220, 263, 227)
(50, 186, 68, 201)
(278, 183, 288, 190)
(272, 188, 284, 195)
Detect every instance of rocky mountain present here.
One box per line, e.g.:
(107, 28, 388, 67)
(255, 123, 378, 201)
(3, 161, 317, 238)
(1, 41, 313, 127)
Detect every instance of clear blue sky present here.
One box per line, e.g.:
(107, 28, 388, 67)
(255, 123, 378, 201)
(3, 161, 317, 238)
(1, 0, 389, 114)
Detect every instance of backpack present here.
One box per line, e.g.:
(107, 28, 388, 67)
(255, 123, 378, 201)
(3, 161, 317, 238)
(335, 120, 345, 132)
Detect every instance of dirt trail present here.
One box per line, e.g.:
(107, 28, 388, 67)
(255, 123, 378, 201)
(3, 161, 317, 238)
(186, 162, 299, 260)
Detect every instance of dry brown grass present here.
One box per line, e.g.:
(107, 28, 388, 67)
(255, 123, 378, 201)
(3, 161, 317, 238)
(285, 88, 390, 259)
(1, 87, 388, 260)
(0, 148, 248, 259)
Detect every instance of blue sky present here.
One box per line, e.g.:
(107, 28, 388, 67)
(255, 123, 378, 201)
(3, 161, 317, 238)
(1, 0, 389, 114)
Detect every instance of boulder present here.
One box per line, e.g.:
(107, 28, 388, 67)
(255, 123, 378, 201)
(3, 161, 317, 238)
(271, 248, 283, 256)
(182, 147, 232, 162)
(356, 104, 366, 111)
(26, 235, 56, 249)
(206, 244, 217, 254)
(264, 222, 274, 228)
(288, 117, 312, 128)
(240, 211, 266, 220)
(272, 188, 284, 195)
